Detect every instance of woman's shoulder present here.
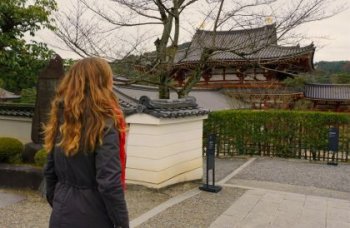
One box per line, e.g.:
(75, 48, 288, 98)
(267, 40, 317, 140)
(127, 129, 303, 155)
(103, 118, 118, 135)
(104, 117, 114, 127)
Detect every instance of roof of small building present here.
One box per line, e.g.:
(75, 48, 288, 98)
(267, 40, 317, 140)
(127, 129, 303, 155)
(304, 83, 350, 101)
(0, 88, 20, 99)
(0, 103, 34, 118)
(113, 86, 210, 118)
(175, 24, 315, 66)
(0, 86, 210, 119)
(114, 84, 232, 111)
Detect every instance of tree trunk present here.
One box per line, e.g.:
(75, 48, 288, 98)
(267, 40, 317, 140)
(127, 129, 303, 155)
(155, 12, 174, 99)
(159, 71, 170, 99)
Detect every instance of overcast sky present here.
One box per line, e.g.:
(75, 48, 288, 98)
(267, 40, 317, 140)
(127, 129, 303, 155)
(301, 5, 350, 61)
(37, 0, 350, 62)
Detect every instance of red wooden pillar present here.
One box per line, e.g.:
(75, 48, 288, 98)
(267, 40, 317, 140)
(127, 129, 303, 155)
(223, 68, 226, 81)
(173, 69, 186, 86)
(237, 72, 244, 84)
(265, 70, 272, 81)
(202, 69, 212, 84)
(335, 102, 341, 112)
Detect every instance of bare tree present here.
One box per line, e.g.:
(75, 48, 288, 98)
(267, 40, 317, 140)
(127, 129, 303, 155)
(54, 0, 346, 98)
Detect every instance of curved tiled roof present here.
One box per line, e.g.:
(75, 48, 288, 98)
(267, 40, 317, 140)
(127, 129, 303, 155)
(113, 86, 209, 118)
(193, 24, 277, 50)
(304, 83, 350, 101)
(114, 84, 232, 111)
(210, 44, 315, 61)
(0, 88, 20, 99)
(176, 44, 315, 63)
(175, 24, 315, 65)
(0, 103, 34, 118)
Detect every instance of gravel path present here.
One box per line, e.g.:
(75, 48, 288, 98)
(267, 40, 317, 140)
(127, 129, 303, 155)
(138, 187, 246, 228)
(232, 157, 350, 193)
(0, 159, 246, 228)
(203, 157, 247, 182)
(0, 189, 50, 228)
(0, 182, 197, 228)
(126, 181, 198, 219)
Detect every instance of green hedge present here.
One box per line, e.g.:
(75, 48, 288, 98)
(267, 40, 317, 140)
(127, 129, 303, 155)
(204, 110, 350, 161)
(0, 137, 24, 163)
(34, 149, 48, 167)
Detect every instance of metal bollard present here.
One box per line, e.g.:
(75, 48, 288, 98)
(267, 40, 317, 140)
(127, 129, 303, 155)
(199, 134, 222, 193)
(327, 127, 339, 166)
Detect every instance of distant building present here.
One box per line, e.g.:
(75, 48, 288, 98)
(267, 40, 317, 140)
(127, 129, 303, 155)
(0, 88, 20, 102)
(173, 24, 315, 88)
(304, 83, 350, 112)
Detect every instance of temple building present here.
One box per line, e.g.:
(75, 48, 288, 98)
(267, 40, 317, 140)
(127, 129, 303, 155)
(172, 24, 315, 89)
(304, 83, 350, 112)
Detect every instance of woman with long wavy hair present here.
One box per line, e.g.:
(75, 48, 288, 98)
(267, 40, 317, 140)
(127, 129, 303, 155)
(43, 57, 129, 228)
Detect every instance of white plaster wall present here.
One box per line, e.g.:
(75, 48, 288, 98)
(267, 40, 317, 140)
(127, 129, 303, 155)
(125, 114, 207, 188)
(210, 75, 224, 81)
(224, 74, 240, 81)
(212, 68, 224, 75)
(0, 113, 207, 189)
(255, 74, 266, 81)
(0, 116, 32, 143)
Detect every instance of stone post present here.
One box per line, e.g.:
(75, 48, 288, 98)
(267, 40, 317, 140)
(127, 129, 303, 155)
(23, 55, 64, 162)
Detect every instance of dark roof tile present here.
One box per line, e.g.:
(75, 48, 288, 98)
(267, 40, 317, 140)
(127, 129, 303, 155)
(0, 104, 34, 118)
(175, 24, 315, 64)
(304, 84, 350, 101)
(113, 86, 209, 118)
(0, 88, 209, 119)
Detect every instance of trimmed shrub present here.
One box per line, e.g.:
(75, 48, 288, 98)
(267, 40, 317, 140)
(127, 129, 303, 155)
(0, 137, 24, 163)
(34, 149, 48, 167)
(204, 110, 350, 161)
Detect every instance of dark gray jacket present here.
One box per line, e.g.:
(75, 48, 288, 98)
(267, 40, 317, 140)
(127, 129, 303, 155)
(44, 117, 129, 228)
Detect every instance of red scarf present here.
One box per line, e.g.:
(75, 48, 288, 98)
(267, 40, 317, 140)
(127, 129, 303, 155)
(112, 107, 127, 191)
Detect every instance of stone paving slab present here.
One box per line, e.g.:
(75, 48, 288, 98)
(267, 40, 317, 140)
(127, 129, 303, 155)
(227, 179, 350, 200)
(0, 191, 25, 208)
(210, 188, 350, 228)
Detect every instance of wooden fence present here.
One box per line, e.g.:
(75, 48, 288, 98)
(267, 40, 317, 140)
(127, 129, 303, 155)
(203, 110, 350, 162)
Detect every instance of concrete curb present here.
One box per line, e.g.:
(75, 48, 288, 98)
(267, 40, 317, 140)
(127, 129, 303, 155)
(217, 157, 257, 185)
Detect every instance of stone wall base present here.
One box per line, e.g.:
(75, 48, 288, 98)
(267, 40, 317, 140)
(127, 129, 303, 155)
(0, 164, 42, 190)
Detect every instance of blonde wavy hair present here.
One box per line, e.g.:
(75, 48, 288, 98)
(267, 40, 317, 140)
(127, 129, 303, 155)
(44, 57, 124, 156)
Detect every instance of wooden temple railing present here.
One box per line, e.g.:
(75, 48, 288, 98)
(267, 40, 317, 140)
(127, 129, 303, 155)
(194, 81, 283, 89)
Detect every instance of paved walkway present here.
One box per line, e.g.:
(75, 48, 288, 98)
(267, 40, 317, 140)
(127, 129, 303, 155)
(210, 188, 350, 228)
